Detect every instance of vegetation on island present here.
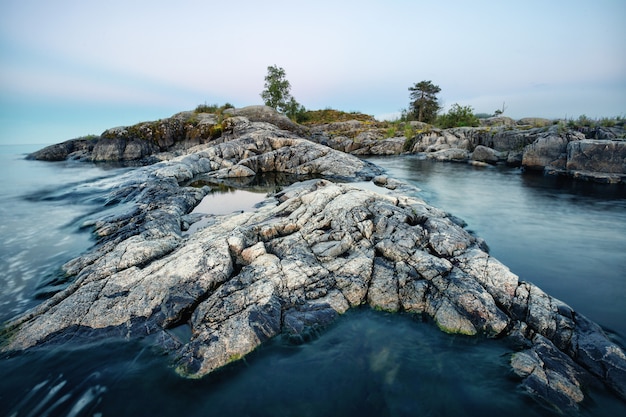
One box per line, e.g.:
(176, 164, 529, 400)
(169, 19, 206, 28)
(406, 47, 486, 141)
(191, 65, 623, 138)
(407, 80, 441, 124)
(260, 65, 307, 122)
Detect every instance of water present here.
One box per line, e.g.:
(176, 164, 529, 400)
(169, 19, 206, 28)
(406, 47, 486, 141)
(0, 145, 134, 321)
(1, 147, 625, 416)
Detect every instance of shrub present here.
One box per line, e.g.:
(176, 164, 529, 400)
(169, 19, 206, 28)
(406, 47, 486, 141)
(195, 103, 219, 113)
(300, 109, 376, 124)
(436, 104, 480, 128)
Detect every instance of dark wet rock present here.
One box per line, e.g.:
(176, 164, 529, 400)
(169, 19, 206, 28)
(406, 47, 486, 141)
(91, 137, 160, 162)
(27, 138, 96, 161)
(566, 139, 626, 175)
(522, 134, 572, 171)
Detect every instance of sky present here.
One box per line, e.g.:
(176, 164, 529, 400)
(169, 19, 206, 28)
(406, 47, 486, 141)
(0, 0, 625, 145)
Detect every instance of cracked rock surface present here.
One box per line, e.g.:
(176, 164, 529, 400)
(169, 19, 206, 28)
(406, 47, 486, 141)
(3, 117, 625, 414)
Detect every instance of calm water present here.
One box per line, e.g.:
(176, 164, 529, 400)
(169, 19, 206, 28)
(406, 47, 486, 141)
(1, 146, 625, 416)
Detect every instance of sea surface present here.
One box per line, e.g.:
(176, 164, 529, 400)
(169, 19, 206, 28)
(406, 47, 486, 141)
(1, 145, 625, 417)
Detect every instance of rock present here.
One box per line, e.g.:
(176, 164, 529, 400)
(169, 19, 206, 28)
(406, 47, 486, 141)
(471, 145, 500, 164)
(197, 125, 381, 181)
(522, 134, 570, 171)
(367, 137, 405, 155)
(425, 148, 470, 162)
(511, 334, 587, 415)
(27, 138, 96, 161)
(223, 105, 308, 136)
(412, 129, 471, 153)
(517, 117, 553, 127)
(4, 173, 518, 372)
(9, 115, 626, 412)
(91, 137, 160, 162)
(506, 151, 524, 166)
(566, 139, 626, 174)
(491, 129, 539, 153)
(480, 116, 517, 127)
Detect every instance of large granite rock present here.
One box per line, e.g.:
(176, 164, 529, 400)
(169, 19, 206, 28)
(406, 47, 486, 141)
(471, 145, 501, 164)
(27, 138, 96, 161)
(5, 119, 626, 414)
(522, 134, 572, 171)
(223, 105, 308, 137)
(567, 139, 626, 174)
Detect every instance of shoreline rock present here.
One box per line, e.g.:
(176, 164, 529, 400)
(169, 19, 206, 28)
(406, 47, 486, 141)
(27, 107, 626, 184)
(5, 115, 626, 413)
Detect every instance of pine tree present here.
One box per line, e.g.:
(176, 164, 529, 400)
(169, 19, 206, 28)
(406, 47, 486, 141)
(408, 81, 441, 123)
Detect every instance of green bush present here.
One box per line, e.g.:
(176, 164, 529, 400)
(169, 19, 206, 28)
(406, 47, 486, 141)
(194, 103, 234, 114)
(436, 104, 480, 128)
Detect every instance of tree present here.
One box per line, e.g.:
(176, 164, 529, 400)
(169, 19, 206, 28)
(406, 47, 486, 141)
(494, 101, 508, 116)
(408, 80, 441, 123)
(260, 65, 305, 120)
(436, 103, 480, 128)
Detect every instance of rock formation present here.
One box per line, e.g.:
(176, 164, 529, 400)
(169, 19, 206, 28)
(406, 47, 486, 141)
(28, 106, 626, 183)
(5, 114, 626, 414)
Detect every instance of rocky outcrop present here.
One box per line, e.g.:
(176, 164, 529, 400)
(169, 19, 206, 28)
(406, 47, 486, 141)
(402, 125, 626, 182)
(566, 139, 626, 176)
(521, 134, 572, 171)
(5, 117, 626, 414)
(517, 117, 553, 127)
(471, 145, 501, 164)
(309, 120, 407, 155)
(28, 107, 626, 183)
(223, 105, 308, 137)
(26, 138, 96, 161)
(28, 110, 225, 162)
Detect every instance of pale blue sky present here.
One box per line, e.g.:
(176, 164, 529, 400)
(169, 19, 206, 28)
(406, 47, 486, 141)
(1, 0, 624, 144)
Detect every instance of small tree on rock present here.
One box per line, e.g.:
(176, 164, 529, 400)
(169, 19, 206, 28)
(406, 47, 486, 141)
(260, 65, 305, 121)
(408, 80, 441, 123)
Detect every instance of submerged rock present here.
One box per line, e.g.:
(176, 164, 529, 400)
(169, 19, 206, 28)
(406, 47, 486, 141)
(6, 116, 626, 413)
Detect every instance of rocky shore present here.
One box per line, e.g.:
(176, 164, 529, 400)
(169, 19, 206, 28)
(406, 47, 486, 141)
(28, 106, 626, 184)
(307, 117, 626, 184)
(7, 108, 626, 414)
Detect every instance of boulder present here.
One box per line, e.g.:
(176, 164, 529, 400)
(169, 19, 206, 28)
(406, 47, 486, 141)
(522, 134, 570, 170)
(425, 148, 470, 162)
(566, 139, 626, 174)
(471, 145, 500, 164)
(359, 137, 405, 155)
(223, 105, 308, 136)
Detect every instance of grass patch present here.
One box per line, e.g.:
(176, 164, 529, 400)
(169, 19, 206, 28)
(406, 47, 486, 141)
(194, 102, 234, 114)
(566, 115, 624, 129)
(301, 108, 377, 124)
